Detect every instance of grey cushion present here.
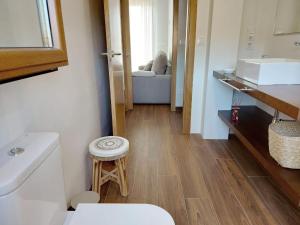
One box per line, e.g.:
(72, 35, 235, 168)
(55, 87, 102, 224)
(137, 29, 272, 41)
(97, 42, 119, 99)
(133, 75, 171, 104)
(132, 71, 155, 77)
(138, 65, 145, 70)
(144, 60, 153, 71)
(151, 51, 168, 75)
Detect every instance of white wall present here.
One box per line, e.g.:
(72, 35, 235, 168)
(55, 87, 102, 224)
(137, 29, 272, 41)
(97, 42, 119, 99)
(0, 0, 111, 203)
(175, 0, 187, 107)
(0, 0, 43, 47)
(238, 0, 300, 118)
(238, 0, 300, 59)
(191, 0, 212, 133)
(200, 0, 244, 138)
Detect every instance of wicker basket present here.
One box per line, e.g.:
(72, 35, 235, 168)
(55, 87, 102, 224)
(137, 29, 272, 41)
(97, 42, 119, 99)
(269, 121, 300, 169)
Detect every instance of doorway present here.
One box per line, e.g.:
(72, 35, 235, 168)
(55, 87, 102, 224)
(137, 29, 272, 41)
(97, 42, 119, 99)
(128, 0, 174, 106)
(104, 0, 198, 135)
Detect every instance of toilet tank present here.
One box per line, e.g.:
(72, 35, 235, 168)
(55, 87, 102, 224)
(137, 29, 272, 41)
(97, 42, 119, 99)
(0, 133, 67, 225)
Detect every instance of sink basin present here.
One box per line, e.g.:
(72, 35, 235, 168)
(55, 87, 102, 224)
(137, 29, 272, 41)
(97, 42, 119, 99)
(236, 58, 300, 85)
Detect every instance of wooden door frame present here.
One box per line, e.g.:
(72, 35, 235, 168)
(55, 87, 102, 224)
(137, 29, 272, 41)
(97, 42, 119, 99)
(171, 0, 179, 112)
(182, 0, 198, 134)
(103, 0, 126, 137)
(120, 0, 198, 134)
(121, 0, 179, 112)
(120, 0, 133, 111)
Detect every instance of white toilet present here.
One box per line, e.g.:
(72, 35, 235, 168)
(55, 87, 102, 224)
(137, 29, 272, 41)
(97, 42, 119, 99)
(0, 133, 175, 225)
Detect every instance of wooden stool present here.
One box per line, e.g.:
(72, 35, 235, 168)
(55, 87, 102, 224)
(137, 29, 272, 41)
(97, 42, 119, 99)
(89, 136, 129, 197)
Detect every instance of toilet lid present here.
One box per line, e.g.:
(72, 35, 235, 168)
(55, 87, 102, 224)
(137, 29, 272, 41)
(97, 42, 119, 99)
(68, 204, 175, 225)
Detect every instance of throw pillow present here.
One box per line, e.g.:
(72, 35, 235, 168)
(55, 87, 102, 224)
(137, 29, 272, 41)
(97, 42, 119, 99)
(144, 60, 153, 71)
(151, 51, 168, 74)
(138, 65, 145, 70)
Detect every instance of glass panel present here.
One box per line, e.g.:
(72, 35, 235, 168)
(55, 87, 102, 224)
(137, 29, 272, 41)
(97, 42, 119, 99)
(0, 0, 53, 48)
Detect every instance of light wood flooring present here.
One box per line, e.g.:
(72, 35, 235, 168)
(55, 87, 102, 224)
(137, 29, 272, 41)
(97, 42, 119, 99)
(101, 105, 300, 225)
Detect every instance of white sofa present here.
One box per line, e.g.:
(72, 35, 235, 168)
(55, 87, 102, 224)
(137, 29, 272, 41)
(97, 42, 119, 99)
(132, 71, 171, 104)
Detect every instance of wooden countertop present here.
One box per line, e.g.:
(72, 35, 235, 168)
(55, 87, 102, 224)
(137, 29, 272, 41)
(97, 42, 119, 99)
(214, 71, 300, 120)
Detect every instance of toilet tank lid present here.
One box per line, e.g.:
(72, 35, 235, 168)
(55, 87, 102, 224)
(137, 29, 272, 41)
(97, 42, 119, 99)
(0, 132, 60, 196)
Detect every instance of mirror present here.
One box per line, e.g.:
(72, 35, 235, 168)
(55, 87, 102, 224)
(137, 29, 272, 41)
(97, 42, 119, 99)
(274, 0, 300, 35)
(0, 0, 53, 47)
(0, 0, 68, 83)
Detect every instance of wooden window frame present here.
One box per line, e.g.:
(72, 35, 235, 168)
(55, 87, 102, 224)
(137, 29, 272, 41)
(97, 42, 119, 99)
(0, 0, 68, 83)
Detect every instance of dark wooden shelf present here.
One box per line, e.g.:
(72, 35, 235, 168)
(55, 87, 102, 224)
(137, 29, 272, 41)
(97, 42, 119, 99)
(214, 71, 300, 120)
(218, 106, 300, 208)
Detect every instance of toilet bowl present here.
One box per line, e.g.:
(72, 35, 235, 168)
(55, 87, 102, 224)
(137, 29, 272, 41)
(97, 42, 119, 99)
(0, 133, 174, 225)
(65, 204, 174, 225)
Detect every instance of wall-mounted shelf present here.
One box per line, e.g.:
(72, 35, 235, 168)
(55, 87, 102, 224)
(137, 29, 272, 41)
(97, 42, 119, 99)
(214, 70, 300, 207)
(214, 71, 300, 120)
(218, 106, 300, 208)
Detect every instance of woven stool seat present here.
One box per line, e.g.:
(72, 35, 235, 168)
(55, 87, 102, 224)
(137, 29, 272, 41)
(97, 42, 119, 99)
(89, 136, 129, 161)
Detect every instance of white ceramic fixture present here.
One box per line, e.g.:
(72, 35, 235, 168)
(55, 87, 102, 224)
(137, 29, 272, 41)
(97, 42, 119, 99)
(0, 133, 67, 225)
(68, 204, 175, 225)
(236, 58, 300, 85)
(0, 133, 175, 225)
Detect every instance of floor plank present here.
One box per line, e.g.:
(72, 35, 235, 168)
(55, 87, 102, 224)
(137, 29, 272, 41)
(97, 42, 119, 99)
(218, 159, 279, 225)
(205, 140, 233, 159)
(192, 144, 252, 225)
(226, 136, 265, 177)
(172, 134, 211, 198)
(186, 198, 221, 225)
(127, 158, 158, 204)
(149, 108, 179, 176)
(158, 175, 190, 225)
(250, 177, 300, 225)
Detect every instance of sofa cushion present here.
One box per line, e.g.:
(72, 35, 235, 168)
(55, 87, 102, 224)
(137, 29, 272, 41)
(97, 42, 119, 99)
(138, 65, 145, 70)
(151, 51, 168, 75)
(132, 71, 156, 77)
(133, 75, 171, 104)
(144, 60, 153, 71)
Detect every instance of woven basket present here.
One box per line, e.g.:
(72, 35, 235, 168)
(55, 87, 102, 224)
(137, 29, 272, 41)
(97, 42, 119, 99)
(269, 121, 300, 169)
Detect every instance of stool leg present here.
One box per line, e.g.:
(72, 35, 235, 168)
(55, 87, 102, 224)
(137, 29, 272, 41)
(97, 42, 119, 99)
(122, 157, 128, 182)
(116, 159, 128, 197)
(97, 162, 103, 194)
(122, 156, 128, 170)
(92, 159, 99, 193)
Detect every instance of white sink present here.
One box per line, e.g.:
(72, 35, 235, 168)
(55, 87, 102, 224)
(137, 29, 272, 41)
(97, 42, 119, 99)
(236, 58, 300, 85)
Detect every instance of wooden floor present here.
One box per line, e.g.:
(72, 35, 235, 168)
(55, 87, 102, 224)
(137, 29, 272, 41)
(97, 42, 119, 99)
(101, 105, 300, 225)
